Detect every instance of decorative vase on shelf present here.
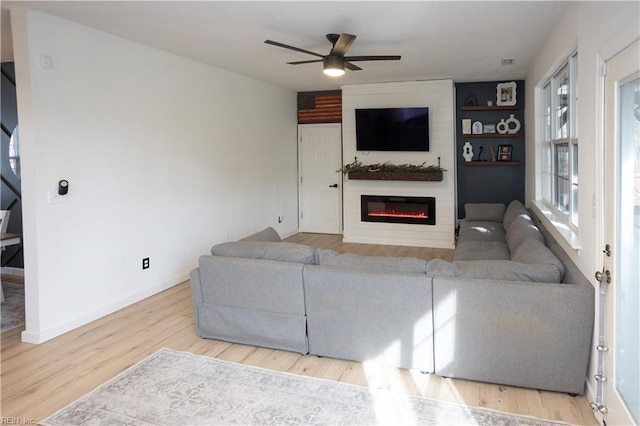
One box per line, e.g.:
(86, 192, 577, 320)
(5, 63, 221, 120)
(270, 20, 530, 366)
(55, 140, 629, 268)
(462, 142, 474, 162)
(497, 114, 521, 134)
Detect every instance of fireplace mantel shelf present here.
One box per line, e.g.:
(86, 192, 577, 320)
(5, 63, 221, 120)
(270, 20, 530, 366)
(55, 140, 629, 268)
(347, 171, 444, 182)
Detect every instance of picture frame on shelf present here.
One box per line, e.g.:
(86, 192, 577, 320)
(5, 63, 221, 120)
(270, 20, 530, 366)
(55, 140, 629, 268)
(472, 121, 483, 134)
(483, 123, 496, 133)
(496, 81, 517, 106)
(462, 119, 472, 134)
(497, 144, 513, 161)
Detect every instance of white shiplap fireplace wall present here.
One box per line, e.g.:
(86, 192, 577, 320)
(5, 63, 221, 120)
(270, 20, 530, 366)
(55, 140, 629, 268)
(341, 80, 455, 249)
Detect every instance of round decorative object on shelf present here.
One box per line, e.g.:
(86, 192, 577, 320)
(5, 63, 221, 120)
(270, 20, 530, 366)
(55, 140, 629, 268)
(505, 114, 521, 134)
(464, 94, 478, 106)
(462, 142, 474, 162)
(496, 114, 521, 134)
(496, 119, 508, 134)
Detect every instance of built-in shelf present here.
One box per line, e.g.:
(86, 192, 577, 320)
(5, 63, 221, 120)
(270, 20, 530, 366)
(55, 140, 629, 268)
(463, 161, 520, 166)
(347, 171, 444, 181)
(463, 133, 519, 138)
(461, 105, 519, 111)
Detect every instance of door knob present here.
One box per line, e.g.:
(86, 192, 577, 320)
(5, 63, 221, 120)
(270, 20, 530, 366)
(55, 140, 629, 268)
(595, 270, 611, 283)
(329, 184, 338, 188)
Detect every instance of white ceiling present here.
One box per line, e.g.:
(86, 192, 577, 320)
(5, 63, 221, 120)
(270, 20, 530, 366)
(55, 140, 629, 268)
(1, 1, 569, 92)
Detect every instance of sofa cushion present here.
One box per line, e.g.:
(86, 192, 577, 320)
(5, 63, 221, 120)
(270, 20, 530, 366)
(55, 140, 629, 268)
(512, 238, 565, 281)
(426, 258, 457, 276)
(464, 203, 506, 222)
(211, 241, 315, 264)
(453, 240, 511, 261)
(316, 249, 427, 274)
(503, 200, 530, 230)
(458, 221, 506, 242)
(239, 227, 282, 242)
(506, 216, 544, 254)
(453, 260, 563, 283)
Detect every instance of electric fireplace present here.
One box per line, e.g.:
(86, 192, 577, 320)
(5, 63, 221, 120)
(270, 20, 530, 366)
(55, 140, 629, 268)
(361, 195, 436, 225)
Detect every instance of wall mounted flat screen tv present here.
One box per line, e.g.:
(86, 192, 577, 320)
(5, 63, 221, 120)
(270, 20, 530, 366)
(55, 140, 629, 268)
(355, 107, 429, 151)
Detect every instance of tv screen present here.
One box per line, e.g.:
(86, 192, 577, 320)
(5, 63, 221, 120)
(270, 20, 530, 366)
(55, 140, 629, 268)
(355, 107, 429, 151)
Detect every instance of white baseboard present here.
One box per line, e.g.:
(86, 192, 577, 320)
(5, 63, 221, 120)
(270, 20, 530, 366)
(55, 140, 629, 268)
(21, 274, 188, 344)
(279, 229, 300, 239)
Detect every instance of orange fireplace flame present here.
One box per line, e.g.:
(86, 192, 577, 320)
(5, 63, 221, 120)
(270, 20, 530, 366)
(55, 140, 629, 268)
(368, 210, 428, 218)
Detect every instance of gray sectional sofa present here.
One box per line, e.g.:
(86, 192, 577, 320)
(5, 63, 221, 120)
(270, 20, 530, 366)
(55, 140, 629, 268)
(190, 201, 594, 394)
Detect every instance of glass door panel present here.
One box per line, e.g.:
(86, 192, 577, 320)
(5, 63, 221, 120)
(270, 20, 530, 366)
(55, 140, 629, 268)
(615, 75, 640, 424)
(603, 38, 639, 426)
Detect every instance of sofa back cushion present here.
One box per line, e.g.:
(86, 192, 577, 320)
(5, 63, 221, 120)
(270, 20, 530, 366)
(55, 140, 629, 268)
(512, 238, 565, 281)
(426, 258, 457, 276)
(453, 259, 563, 283)
(464, 203, 506, 222)
(453, 241, 511, 261)
(211, 241, 315, 264)
(457, 221, 506, 242)
(239, 227, 282, 242)
(426, 259, 563, 282)
(503, 200, 529, 230)
(506, 216, 544, 254)
(316, 249, 427, 274)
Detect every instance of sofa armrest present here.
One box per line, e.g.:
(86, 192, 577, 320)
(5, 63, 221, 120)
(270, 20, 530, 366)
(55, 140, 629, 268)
(191, 255, 308, 354)
(464, 203, 506, 222)
(196, 255, 306, 315)
(432, 276, 594, 394)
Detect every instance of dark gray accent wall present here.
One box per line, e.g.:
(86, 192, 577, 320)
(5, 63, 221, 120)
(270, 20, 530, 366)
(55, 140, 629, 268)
(1, 62, 23, 268)
(455, 80, 525, 219)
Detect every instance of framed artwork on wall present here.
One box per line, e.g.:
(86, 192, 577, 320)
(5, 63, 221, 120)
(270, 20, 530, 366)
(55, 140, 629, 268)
(496, 81, 517, 106)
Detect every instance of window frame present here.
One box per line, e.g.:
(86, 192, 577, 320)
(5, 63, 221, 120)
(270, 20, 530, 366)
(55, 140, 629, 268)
(540, 52, 579, 229)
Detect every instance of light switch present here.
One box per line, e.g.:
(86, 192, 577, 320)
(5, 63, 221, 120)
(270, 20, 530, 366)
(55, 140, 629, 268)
(48, 190, 68, 204)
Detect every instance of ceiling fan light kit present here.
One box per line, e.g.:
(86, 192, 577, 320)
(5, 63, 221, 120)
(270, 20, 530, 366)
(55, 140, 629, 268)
(323, 56, 345, 77)
(265, 33, 401, 77)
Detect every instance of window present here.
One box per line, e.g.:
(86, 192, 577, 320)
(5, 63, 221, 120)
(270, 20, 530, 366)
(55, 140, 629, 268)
(9, 125, 21, 178)
(541, 53, 578, 227)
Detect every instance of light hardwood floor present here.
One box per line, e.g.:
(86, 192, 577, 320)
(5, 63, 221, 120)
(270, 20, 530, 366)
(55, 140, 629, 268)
(1, 234, 597, 424)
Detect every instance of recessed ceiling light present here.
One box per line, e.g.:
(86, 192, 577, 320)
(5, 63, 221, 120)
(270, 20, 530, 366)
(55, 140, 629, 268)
(501, 58, 514, 66)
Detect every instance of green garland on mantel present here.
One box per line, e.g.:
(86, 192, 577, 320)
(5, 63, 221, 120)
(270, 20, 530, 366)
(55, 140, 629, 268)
(337, 158, 446, 175)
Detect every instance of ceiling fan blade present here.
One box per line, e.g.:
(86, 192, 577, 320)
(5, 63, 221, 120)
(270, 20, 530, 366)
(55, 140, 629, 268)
(330, 33, 356, 57)
(345, 55, 401, 62)
(287, 59, 324, 65)
(264, 40, 324, 58)
(344, 61, 363, 71)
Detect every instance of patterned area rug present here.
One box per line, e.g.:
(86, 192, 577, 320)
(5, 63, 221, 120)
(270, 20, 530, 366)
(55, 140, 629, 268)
(42, 348, 569, 426)
(1, 283, 25, 333)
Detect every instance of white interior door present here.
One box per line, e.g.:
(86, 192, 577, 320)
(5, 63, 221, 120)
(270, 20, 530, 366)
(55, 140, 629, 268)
(602, 38, 639, 426)
(298, 123, 342, 234)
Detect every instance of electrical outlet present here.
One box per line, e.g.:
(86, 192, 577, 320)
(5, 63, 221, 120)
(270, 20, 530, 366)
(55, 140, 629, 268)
(142, 257, 150, 270)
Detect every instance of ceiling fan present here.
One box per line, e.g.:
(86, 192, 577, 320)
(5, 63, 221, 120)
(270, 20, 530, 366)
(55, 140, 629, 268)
(264, 33, 401, 77)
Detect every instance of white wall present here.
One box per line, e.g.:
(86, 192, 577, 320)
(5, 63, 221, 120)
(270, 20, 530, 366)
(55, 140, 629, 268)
(525, 1, 639, 407)
(341, 80, 455, 248)
(11, 9, 298, 343)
